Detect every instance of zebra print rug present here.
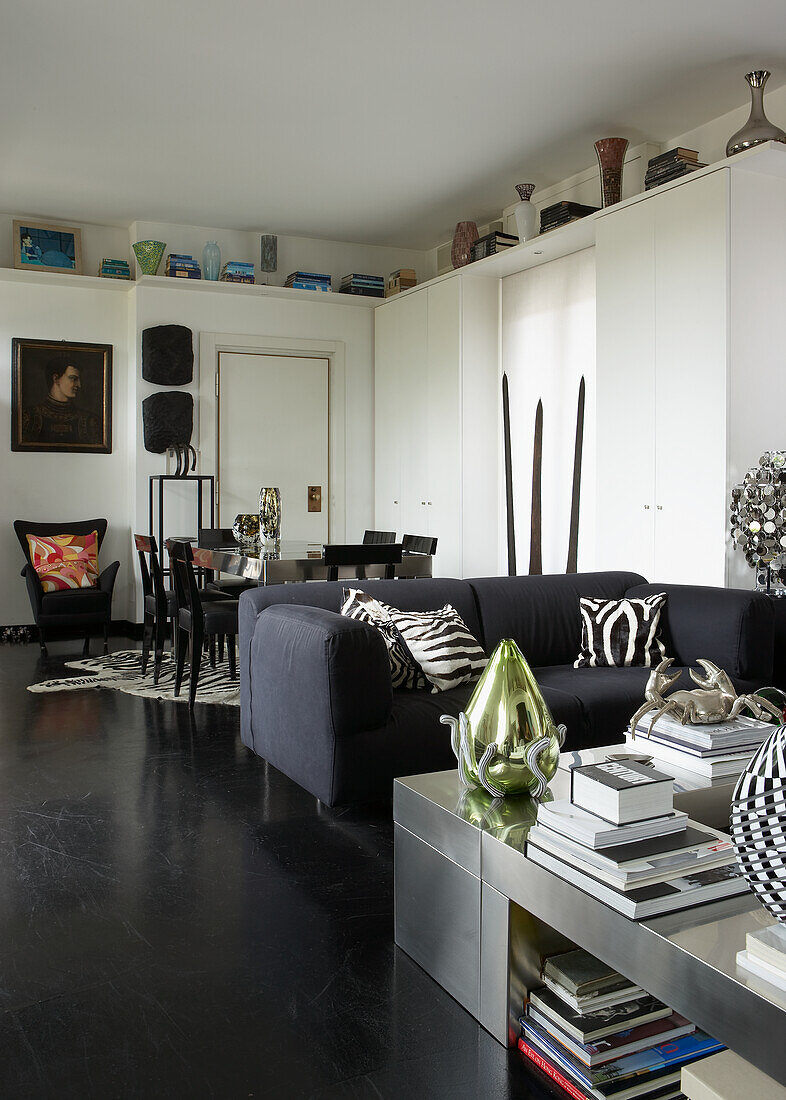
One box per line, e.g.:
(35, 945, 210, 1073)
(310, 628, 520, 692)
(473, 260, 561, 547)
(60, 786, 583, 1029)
(27, 649, 240, 706)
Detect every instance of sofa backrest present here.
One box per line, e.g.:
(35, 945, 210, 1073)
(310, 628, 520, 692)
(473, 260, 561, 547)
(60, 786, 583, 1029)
(468, 572, 647, 667)
(243, 577, 483, 645)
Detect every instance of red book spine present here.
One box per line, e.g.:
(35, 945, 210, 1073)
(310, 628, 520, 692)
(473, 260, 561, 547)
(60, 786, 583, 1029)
(518, 1038, 589, 1100)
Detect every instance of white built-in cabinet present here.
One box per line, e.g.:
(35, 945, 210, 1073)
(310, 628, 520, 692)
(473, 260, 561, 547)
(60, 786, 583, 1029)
(374, 273, 499, 578)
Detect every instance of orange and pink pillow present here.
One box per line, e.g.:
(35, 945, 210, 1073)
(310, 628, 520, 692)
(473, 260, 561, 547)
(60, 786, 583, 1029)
(26, 531, 100, 592)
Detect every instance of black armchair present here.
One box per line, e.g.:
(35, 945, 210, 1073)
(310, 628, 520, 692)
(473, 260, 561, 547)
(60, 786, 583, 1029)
(14, 518, 120, 656)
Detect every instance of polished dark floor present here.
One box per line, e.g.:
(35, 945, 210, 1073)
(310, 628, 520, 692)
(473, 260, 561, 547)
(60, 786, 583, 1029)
(0, 640, 552, 1099)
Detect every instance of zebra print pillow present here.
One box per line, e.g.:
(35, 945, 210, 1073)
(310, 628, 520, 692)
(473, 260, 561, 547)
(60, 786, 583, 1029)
(385, 604, 486, 694)
(340, 589, 426, 690)
(574, 593, 668, 668)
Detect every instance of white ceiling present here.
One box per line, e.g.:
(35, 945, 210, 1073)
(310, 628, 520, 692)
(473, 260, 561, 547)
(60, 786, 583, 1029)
(4, 0, 786, 249)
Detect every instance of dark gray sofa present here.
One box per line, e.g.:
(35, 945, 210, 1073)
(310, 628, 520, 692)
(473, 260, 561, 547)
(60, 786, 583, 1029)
(239, 571, 775, 806)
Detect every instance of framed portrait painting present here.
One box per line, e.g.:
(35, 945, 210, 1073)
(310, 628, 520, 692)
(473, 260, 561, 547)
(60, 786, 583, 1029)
(11, 338, 112, 453)
(12, 219, 83, 276)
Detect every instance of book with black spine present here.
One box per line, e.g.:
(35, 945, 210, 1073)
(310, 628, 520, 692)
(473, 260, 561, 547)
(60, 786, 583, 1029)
(571, 761, 674, 825)
(528, 987, 672, 1044)
(524, 1004, 695, 1068)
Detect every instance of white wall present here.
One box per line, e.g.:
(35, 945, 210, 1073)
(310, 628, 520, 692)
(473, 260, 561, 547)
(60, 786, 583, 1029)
(0, 278, 133, 624)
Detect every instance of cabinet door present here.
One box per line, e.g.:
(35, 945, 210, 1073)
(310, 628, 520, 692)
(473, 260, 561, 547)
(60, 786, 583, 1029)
(652, 171, 728, 586)
(395, 292, 430, 539)
(374, 298, 404, 534)
(427, 279, 462, 576)
(595, 199, 656, 578)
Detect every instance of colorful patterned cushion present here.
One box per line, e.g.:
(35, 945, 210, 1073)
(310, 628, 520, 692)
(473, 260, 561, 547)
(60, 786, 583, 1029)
(26, 531, 100, 592)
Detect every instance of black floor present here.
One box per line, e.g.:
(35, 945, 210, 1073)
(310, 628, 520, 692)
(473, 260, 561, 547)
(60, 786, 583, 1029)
(0, 641, 549, 1099)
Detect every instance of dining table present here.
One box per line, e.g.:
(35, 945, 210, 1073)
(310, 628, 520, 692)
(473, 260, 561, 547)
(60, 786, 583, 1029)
(192, 541, 433, 586)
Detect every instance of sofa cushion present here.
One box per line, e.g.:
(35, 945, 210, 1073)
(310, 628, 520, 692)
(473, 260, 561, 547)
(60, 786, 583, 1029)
(386, 604, 486, 693)
(468, 572, 647, 667)
(341, 588, 426, 690)
(575, 593, 667, 668)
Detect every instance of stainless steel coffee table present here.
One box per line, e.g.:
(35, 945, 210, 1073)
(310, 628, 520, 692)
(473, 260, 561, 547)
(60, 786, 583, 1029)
(393, 750, 786, 1085)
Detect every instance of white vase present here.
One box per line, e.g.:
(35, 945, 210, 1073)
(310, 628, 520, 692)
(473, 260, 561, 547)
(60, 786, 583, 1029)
(513, 183, 537, 242)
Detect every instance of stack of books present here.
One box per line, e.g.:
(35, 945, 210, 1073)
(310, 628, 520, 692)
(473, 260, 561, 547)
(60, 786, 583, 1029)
(540, 202, 599, 234)
(645, 149, 706, 191)
(166, 254, 201, 279)
(386, 268, 417, 296)
(737, 923, 786, 991)
(285, 271, 332, 292)
(339, 273, 384, 298)
(625, 712, 773, 782)
(220, 261, 255, 284)
(470, 230, 519, 262)
(518, 946, 725, 1099)
(98, 258, 131, 280)
(526, 759, 749, 919)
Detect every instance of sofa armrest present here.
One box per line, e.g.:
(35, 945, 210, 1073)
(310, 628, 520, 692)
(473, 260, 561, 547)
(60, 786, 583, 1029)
(98, 560, 120, 596)
(626, 582, 774, 683)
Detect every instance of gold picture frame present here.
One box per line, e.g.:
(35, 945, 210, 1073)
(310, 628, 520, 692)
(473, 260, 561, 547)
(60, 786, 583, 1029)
(12, 219, 83, 276)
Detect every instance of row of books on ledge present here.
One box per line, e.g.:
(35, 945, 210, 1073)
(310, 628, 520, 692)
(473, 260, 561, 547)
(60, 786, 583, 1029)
(526, 756, 748, 919)
(518, 946, 724, 1099)
(644, 148, 706, 191)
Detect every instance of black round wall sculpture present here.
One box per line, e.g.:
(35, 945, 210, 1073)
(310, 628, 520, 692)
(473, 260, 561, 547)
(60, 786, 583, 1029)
(142, 391, 194, 454)
(142, 324, 194, 385)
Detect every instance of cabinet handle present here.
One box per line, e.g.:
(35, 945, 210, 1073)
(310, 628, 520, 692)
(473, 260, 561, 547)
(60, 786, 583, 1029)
(393, 499, 399, 504)
(421, 501, 426, 505)
(657, 505, 663, 511)
(427, 501, 432, 506)
(644, 505, 650, 510)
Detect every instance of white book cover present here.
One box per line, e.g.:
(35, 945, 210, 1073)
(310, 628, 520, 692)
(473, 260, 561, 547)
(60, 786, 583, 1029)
(536, 800, 688, 848)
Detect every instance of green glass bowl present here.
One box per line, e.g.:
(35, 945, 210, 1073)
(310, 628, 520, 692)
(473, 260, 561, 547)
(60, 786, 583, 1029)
(132, 240, 166, 276)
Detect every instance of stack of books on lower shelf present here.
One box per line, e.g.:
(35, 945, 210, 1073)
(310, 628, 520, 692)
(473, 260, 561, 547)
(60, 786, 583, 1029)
(470, 230, 519, 262)
(386, 268, 417, 296)
(285, 271, 332, 292)
(98, 258, 131, 279)
(220, 261, 255, 284)
(540, 202, 599, 234)
(518, 946, 725, 1099)
(624, 712, 772, 782)
(166, 254, 201, 279)
(737, 923, 786, 991)
(339, 273, 384, 297)
(644, 149, 706, 191)
(526, 759, 749, 919)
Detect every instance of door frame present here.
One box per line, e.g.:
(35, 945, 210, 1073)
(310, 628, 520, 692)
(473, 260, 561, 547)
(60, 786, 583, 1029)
(199, 332, 346, 542)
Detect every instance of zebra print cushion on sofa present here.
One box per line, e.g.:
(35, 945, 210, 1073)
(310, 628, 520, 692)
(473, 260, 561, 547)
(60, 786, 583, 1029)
(385, 604, 486, 694)
(574, 593, 668, 668)
(340, 589, 425, 690)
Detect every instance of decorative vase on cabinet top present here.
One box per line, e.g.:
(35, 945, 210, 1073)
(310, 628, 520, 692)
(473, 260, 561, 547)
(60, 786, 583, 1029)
(451, 222, 479, 268)
(513, 183, 537, 242)
(440, 638, 566, 799)
(594, 138, 628, 208)
(202, 240, 221, 281)
(726, 70, 786, 157)
(132, 240, 166, 276)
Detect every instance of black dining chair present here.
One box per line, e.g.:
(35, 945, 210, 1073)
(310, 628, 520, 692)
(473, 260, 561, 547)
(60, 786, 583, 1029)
(167, 540, 239, 709)
(402, 534, 438, 556)
(324, 543, 402, 582)
(198, 527, 257, 596)
(362, 530, 397, 545)
(15, 518, 120, 656)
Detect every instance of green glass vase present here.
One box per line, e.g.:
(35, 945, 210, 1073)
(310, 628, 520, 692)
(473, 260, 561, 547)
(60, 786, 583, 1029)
(441, 638, 566, 798)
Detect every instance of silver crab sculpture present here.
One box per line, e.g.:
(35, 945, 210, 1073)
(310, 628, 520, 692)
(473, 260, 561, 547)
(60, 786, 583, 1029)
(629, 657, 783, 735)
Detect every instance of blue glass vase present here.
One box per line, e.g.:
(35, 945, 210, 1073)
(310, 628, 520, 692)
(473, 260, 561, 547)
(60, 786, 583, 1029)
(202, 241, 220, 281)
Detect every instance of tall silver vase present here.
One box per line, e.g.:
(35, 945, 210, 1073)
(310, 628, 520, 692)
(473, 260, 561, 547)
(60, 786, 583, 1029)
(727, 70, 786, 157)
(259, 487, 281, 543)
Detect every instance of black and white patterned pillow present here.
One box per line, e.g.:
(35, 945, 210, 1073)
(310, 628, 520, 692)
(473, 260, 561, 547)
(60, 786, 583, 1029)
(340, 589, 426, 690)
(385, 604, 486, 694)
(574, 593, 668, 668)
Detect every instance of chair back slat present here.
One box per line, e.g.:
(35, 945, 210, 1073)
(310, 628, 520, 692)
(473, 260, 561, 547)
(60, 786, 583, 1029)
(362, 530, 396, 545)
(14, 518, 109, 565)
(198, 528, 236, 549)
(323, 543, 402, 582)
(166, 539, 204, 631)
(402, 534, 438, 556)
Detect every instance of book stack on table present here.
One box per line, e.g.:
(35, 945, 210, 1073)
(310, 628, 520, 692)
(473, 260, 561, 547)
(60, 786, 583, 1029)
(518, 946, 725, 1100)
(540, 202, 599, 234)
(166, 254, 201, 279)
(470, 230, 519, 262)
(737, 923, 786, 992)
(220, 261, 255, 284)
(285, 271, 332, 292)
(339, 273, 384, 298)
(526, 759, 749, 919)
(644, 149, 706, 191)
(386, 268, 417, 296)
(625, 712, 773, 782)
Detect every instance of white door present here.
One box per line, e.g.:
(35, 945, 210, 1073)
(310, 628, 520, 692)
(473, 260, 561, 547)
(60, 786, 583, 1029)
(427, 279, 461, 576)
(217, 352, 329, 542)
(374, 299, 404, 536)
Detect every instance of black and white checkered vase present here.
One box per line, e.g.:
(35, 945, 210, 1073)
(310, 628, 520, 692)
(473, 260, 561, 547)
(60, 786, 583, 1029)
(730, 723, 786, 922)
